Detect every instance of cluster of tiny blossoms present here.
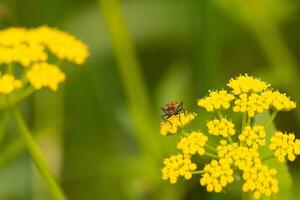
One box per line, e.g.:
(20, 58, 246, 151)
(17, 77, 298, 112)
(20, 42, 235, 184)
(0, 26, 89, 95)
(160, 74, 298, 199)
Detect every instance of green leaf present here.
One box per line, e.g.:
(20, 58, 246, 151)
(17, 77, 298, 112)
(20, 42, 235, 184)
(254, 112, 292, 200)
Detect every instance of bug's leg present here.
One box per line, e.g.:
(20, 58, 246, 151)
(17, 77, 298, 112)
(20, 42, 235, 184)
(161, 114, 173, 126)
(161, 107, 168, 115)
(177, 112, 183, 126)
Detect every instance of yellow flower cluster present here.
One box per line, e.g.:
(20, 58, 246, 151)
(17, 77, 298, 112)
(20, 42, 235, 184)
(0, 26, 89, 65)
(0, 75, 22, 94)
(160, 112, 196, 136)
(161, 154, 197, 184)
(239, 125, 266, 149)
(197, 90, 234, 112)
(207, 118, 235, 138)
(242, 164, 278, 199)
(177, 131, 208, 156)
(216, 140, 278, 198)
(269, 132, 300, 162)
(161, 75, 299, 199)
(0, 26, 89, 95)
(263, 91, 296, 111)
(26, 63, 66, 91)
(227, 74, 269, 95)
(233, 93, 270, 117)
(200, 159, 234, 192)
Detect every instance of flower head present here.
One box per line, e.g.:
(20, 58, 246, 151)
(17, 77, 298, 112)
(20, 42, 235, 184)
(207, 118, 235, 138)
(239, 125, 266, 149)
(160, 112, 196, 136)
(263, 91, 296, 111)
(233, 93, 269, 117)
(197, 90, 234, 112)
(161, 154, 197, 184)
(0, 74, 22, 95)
(160, 74, 299, 199)
(27, 63, 66, 91)
(242, 164, 278, 199)
(200, 159, 234, 193)
(177, 131, 208, 156)
(227, 74, 269, 95)
(0, 26, 89, 95)
(269, 132, 300, 162)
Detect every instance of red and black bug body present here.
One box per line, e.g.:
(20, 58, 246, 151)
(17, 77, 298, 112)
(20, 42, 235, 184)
(160, 101, 184, 123)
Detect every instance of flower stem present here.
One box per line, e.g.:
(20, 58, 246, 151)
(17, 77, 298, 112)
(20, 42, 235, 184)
(246, 116, 251, 126)
(205, 152, 219, 159)
(192, 170, 205, 175)
(262, 154, 275, 162)
(7, 104, 67, 200)
(242, 113, 247, 131)
(217, 111, 223, 119)
(265, 110, 278, 130)
(205, 143, 217, 153)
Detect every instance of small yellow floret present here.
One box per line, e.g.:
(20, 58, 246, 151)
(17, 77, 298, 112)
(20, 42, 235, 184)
(177, 131, 208, 156)
(227, 74, 269, 95)
(269, 131, 300, 162)
(0, 74, 22, 95)
(207, 118, 235, 138)
(160, 112, 196, 136)
(26, 62, 66, 91)
(200, 159, 234, 193)
(239, 125, 266, 149)
(197, 90, 234, 112)
(161, 154, 197, 184)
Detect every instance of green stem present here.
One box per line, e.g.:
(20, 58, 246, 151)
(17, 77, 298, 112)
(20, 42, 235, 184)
(265, 110, 278, 130)
(242, 113, 247, 131)
(0, 86, 34, 111)
(262, 154, 275, 162)
(7, 104, 67, 200)
(0, 112, 9, 145)
(217, 111, 223, 119)
(246, 116, 252, 126)
(205, 152, 219, 159)
(228, 136, 233, 143)
(192, 170, 205, 175)
(205, 143, 217, 153)
(98, 0, 160, 158)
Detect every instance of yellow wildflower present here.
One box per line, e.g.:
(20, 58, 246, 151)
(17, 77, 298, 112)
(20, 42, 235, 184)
(26, 63, 66, 91)
(227, 74, 269, 95)
(200, 159, 234, 193)
(197, 90, 234, 112)
(242, 163, 278, 199)
(217, 140, 263, 169)
(177, 131, 208, 156)
(0, 26, 89, 66)
(160, 112, 196, 136)
(0, 74, 22, 95)
(263, 90, 296, 111)
(269, 132, 300, 162)
(239, 125, 266, 149)
(233, 93, 269, 117)
(207, 118, 235, 138)
(29, 26, 89, 64)
(0, 43, 47, 66)
(161, 154, 197, 184)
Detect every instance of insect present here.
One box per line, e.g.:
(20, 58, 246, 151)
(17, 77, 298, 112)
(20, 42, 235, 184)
(160, 101, 184, 125)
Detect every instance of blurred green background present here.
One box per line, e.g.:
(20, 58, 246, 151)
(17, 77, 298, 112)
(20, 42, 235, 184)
(0, 0, 300, 199)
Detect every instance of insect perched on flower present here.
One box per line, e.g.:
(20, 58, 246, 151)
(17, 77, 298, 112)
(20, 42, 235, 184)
(160, 74, 299, 199)
(160, 102, 196, 136)
(160, 101, 183, 122)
